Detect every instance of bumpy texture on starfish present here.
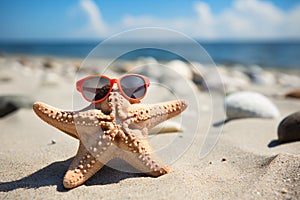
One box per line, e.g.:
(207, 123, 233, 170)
(33, 90, 187, 189)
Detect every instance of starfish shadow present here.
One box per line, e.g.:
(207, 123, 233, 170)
(84, 160, 144, 187)
(0, 158, 144, 192)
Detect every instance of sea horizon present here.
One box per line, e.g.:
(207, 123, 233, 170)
(0, 40, 299, 68)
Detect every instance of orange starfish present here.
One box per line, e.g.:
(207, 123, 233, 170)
(33, 90, 187, 189)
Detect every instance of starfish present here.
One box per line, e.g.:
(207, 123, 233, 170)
(33, 90, 187, 189)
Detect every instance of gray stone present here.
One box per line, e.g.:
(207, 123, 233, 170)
(0, 95, 35, 118)
(278, 111, 300, 142)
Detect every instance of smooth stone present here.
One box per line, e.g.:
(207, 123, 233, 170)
(131, 61, 197, 97)
(278, 112, 300, 142)
(244, 66, 276, 85)
(278, 73, 300, 87)
(161, 77, 198, 97)
(166, 60, 193, 80)
(0, 70, 13, 82)
(40, 72, 62, 86)
(220, 74, 250, 93)
(193, 68, 224, 92)
(225, 91, 280, 120)
(131, 59, 193, 82)
(257, 71, 276, 85)
(134, 63, 162, 81)
(136, 57, 158, 66)
(284, 89, 300, 99)
(150, 121, 183, 134)
(43, 59, 63, 70)
(197, 68, 250, 93)
(0, 95, 35, 118)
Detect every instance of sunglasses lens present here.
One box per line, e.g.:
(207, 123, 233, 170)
(120, 75, 147, 99)
(82, 77, 110, 101)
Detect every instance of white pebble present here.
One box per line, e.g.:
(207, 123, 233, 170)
(225, 91, 280, 120)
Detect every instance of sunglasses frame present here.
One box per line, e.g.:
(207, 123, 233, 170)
(76, 74, 150, 104)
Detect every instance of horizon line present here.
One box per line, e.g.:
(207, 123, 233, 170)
(0, 38, 300, 44)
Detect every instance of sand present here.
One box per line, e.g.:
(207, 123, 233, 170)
(0, 55, 299, 199)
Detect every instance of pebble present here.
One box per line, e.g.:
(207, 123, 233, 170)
(166, 60, 193, 80)
(278, 73, 300, 87)
(0, 95, 35, 118)
(278, 111, 300, 142)
(132, 62, 162, 81)
(220, 74, 250, 93)
(161, 78, 198, 96)
(281, 188, 288, 194)
(284, 89, 300, 99)
(43, 59, 63, 70)
(150, 121, 183, 134)
(225, 91, 280, 120)
(0, 70, 14, 83)
(40, 72, 62, 86)
(244, 65, 275, 85)
(195, 67, 250, 93)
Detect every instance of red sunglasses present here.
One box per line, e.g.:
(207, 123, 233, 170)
(76, 74, 150, 104)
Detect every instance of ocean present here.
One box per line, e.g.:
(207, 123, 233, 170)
(0, 41, 299, 68)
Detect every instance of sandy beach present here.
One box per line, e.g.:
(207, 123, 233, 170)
(0, 55, 299, 199)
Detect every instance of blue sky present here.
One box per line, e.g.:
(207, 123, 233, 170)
(0, 0, 300, 41)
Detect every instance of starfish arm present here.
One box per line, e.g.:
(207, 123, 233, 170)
(63, 143, 105, 189)
(120, 152, 171, 176)
(65, 126, 123, 188)
(117, 137, 171, 176)
(33, 102, 112, 139)
(128, 99, 188, 130)
(115, 129, 171, 176)
(33, 102, 79, 139)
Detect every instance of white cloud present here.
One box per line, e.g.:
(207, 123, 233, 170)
(214, 0, 286, 39)
(285, 5, 300, 37)
(75, 0, 108, 38)
(72, 0, 300, 40)
(194, 2, 214, 28)
(120, 0, 300, 40)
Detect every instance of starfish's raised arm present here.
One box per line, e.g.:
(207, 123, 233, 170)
(127, 99, 188, 130)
